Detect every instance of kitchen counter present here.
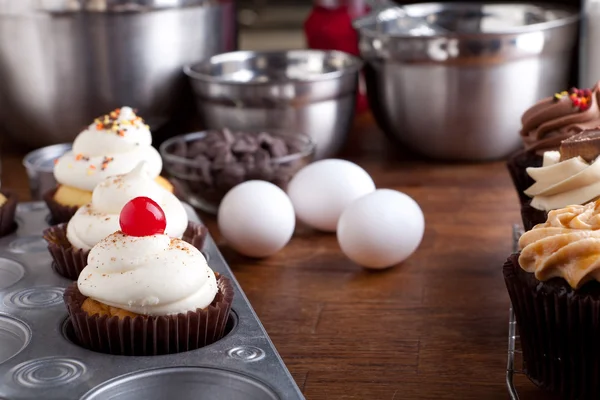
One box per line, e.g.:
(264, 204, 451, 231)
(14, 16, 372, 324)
(0, 114, 556, 399)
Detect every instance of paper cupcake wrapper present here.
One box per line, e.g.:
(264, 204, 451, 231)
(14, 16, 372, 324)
(63, 274, 234, 356)
(520, 201, 548, 232)
(503, 253, 600, 399)
(506, 149, 542, 207)
(44, 222, 209, 281)
(43, 187, 79, 225)
(43, 223, 88, 281)
(0, 190, 18, 237)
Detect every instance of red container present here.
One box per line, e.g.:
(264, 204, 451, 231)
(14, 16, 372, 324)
(304, 0, 369, 114)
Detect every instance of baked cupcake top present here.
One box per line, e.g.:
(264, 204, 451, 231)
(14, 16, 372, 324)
(77, 197, 217, 316)
(518, 200, 600, 289)
(520, 82, 600, 152)
(54, 107, 162, 192)
(67, 162, 187, 251)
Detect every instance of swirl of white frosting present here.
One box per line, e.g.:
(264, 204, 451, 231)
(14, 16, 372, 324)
(66, 162, 188, 251)
(54, 107, 162, 191)
(525, 151, 600, 210)
(78, 232, 218, 316)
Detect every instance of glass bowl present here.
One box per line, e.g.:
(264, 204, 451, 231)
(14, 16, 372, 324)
(160, 129, 315, 214)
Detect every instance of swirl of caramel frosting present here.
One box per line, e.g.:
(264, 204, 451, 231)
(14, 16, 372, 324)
(518, 200, 600, 288)
(520, 82, 600, 152)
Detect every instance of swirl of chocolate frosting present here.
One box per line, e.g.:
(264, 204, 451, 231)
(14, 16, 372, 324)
(520, 82, 600, 152)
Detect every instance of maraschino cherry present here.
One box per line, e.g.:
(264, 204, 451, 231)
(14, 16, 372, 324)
(119, 196, 166, 237)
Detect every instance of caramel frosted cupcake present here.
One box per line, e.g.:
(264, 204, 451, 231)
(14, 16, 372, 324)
(0, 190, 18, 237)
(44, 107, 172, 223)
(519, 129, 600, 230)
(505, 200, 600, 399)
(64, 197, 233, 356)
(44, 162, 205, 280)
(507, 82, 600, 205)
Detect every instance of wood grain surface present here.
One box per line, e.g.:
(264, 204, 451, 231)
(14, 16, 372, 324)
(0, 114, 558, 399)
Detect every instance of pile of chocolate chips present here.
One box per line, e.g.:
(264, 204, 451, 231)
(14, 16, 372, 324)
(166, 128, 308, 204)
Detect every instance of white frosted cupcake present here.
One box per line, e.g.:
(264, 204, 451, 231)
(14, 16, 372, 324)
(44, 107, 173, 223)
(44, 162, 206, 280)
(63, 196, 233, 356)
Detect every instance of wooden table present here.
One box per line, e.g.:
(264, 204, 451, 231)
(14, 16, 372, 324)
(0, 115, 556, 399)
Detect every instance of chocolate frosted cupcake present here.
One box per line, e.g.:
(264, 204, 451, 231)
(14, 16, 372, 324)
(505, 200, 600, 399)
(44, 162, 206, 280)
(518, 129, 600, 230)
(64, 197, 233, 356)
(507, 82, 600, 205)
(45, 106, 172, 224)
(0, 190, 18, 237)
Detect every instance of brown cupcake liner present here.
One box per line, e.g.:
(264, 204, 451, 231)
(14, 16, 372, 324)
(506, 149, 543, 207)
(182, 221, 209, 251)
(504, 253, 600, 399)
(44, 222, 209, 281)
(43, 187, 79, 225)
(520, 201, 548, 232)
(63, 274, 234, 356)
(43, 223, 89, 281)
(0, 190, 18, 237)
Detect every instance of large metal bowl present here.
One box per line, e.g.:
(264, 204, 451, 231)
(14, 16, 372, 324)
(0, 0, 237, 148)
(184, 50, 363, 160)
(354, 3, 579, 161)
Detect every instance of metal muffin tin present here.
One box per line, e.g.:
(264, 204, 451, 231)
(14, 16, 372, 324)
(0, 201, 304, 400)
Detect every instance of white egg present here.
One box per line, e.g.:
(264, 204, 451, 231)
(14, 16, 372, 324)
(218, 180, 295, 258)
(337, 189, 425, 269)
(287, 159, 376, 232)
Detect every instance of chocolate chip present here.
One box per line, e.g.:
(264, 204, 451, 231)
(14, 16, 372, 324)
(212, 150, 234, 170)
(216, 163, 246, 189)
(192, 155, 213, 186)
(231, 135, 259, 154)
(268, 137, 288, 158)
(188, 140, 208, 158)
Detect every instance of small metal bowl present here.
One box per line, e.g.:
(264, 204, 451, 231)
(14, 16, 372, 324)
(184, 50, 363, 160)
(160, 129, 315, 214)
(23, 143, 72, 201)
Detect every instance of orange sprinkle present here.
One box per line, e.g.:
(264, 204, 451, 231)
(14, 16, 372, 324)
(96, 123, 104, 130)
(75, 153, 83, 161)
(53, 158, 59, 165)
(89, 165, 96, 170)
(118, 130, 125, 137)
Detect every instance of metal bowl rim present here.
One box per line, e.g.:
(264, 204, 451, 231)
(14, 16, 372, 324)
(159, 129, 316, 168)
(183, 50, 364, 86)
(354, 2, 580, 39)
(22, 143, 73, 173)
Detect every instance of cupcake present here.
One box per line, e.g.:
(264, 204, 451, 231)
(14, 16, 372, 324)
(63, 196, 233, 356)
(44, 107, 173, 223)
(504, 200, 600, 399)
(519, 129, 600, 230)
(44, 162, 206, 280)
(507, 82, 600, 205)
(0, 190, 18, 237)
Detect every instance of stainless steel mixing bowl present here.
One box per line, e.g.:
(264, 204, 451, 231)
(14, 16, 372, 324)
(184, 50, 363, 160)
(0, 0, 237, 148)
(354, 3, 579, 161)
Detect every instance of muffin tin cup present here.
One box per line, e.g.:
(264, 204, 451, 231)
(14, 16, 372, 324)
(0, 202, 303, 399)
(44, 222, 209, 281)
(0, 190, 18, 238)
(43, 187, 79, 225)
(504, 253, 600, 400)
(64, 276, 234, 356)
